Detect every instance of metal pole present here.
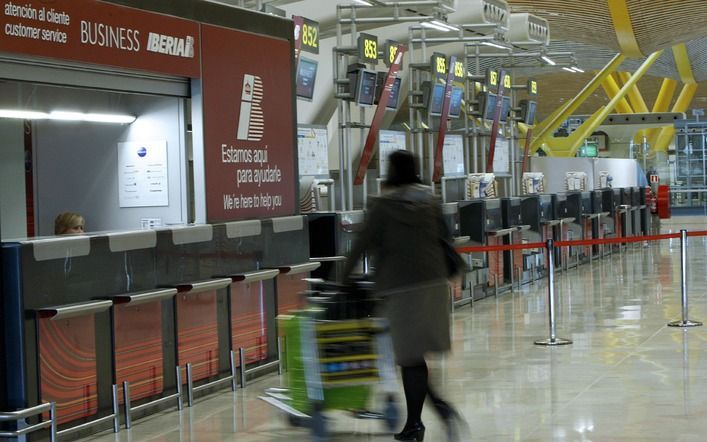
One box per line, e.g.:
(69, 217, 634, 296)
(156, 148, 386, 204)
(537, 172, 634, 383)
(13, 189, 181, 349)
(230, 350, 237, 392)
(535, 239, 572, 345)
(175, 366, 183, 411)
(277, 336, 284, 375)
(668, 229, 703, 327)
(49, 402, 57, 442)
(123, 381, 132, 429)
(112, 384, 120, 433)
(239, 347, 247, 388)
(186, 363, 194, 407)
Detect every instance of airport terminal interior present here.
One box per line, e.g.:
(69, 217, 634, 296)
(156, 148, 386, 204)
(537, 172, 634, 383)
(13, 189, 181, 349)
(1, 0, 707, 441)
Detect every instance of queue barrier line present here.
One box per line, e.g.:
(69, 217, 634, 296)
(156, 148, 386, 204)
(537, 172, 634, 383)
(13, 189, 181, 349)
(455, 230, 707, 254)
(454, 229, 705, 346)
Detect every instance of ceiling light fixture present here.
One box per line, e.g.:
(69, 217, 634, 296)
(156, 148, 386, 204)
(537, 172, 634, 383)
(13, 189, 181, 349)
(0, 109, 48, 119)
(481, 41, 508, 50)
(421, 19, 458, 32)
(0, 109, 136, 124)
(541, 55, 556, 66)
(352, 0, 374, 6)
(571, 66, 585, 73)
(562, 67, 575, 73)
(49, 111, 136, 124)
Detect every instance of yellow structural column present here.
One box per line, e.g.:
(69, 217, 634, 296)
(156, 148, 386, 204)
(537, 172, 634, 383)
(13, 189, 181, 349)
(652, 43, 697, 152)
(607, 0, 643, 57)
(542, 50, 663, 157)
(644, 78, 678, 148)
(600, 73, 634, 113)
(617, 71, 649, 113)
(532, 53, 625, 153)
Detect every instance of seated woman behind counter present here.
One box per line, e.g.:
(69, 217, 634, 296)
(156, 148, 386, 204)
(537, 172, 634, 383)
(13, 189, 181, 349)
(54, 212, 85, 235)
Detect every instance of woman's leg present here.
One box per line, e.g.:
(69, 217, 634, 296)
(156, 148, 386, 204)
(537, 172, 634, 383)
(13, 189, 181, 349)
(400, 361, 428, 427)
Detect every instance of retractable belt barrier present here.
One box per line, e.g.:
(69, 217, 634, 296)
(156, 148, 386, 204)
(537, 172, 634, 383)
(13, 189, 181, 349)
(454, 229, 706, 346)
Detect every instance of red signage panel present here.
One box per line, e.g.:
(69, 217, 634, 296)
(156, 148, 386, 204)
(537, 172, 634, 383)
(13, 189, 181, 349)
(0, 0, 200, 77)
(201, 24, 296, 222)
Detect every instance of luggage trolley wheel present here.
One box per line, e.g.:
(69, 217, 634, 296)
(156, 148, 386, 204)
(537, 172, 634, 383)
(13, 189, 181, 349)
(310, 401, 328, 441)
(383, 394, 400, 431)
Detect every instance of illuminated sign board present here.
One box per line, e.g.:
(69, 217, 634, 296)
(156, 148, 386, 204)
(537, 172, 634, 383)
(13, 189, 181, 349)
(358, 33, 379, 64)
(453, 60, 465, 82)
(293, 16, 319, 54)
(528, 79, 538, 96)
(431, 52, 447, 78)
(486, 68, 499, 92)
(383, 40, 402, 67)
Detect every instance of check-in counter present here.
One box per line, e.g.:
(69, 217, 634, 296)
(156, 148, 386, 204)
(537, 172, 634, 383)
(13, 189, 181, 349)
(600, 188, 617, 243)
(307, 210, 364, 281)
(565, 192, 586, 265)
(0, 216, 310, 437)
(638, 187, 650, 236)
(552, 193, 576, 269)
(458, 199, 489, 299)
(520, 194, 555, 278)
(262, 216, 318, 316)
(619, 187, 633, 238)
(590, 190, 610, 257)
(459, 198, 508, 296)
(501, 197, 530, 285)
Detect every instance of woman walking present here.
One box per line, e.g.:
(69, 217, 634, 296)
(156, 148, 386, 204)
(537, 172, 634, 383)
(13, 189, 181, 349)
(343, 150, 466, 441)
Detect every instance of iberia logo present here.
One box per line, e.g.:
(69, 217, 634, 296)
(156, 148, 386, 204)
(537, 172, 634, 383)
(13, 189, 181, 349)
(236, 74, 264, 142)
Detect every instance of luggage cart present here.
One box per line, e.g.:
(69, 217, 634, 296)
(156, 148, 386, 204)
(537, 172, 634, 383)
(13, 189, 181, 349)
(260, 281, 399, 440)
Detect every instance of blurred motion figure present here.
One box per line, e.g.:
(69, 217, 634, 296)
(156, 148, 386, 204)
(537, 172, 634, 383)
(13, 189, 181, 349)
(343, 150, 465, 441)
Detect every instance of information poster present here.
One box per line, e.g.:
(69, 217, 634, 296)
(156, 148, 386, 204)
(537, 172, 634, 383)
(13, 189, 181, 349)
(118, 140, 169, 207)
(442, 135, 465, 177)
(297, 126, 328, 176)
(378, 130, 406, 178)
(493, 136, 510, 173)
(201, 24, 296, 221)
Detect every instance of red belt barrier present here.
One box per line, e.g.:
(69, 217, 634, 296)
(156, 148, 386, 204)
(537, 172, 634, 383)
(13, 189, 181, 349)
(455, 230, 707, 254)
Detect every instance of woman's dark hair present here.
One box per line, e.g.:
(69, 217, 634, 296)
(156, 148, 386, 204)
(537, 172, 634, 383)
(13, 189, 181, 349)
(385, 150, 421, 187)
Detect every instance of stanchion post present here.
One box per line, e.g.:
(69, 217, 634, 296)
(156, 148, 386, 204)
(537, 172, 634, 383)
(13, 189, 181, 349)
(123, 381, 132, 429)
(239, 347, 247, 388)
(49, 402, 57, 442)
(535, 239, 572, 346)
(175, 366, 183, 411)
(668, 229, 703, 327)
(230, 350, 237, 392)
(112, 384, 120, 433)
(277, 336, 284, 375)
(494, 274, 499, 297)
(186, 363, 194, 407)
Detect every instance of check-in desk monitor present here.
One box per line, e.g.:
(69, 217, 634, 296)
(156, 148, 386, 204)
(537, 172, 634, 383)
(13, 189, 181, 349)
(307, 211, 364, 279)
(501, 197, 527, 282)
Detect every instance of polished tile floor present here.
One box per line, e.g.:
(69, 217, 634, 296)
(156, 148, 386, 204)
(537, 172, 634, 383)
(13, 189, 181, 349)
(82, 217, 707, 441)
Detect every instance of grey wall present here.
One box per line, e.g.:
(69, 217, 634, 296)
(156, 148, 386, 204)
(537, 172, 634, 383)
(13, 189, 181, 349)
(0, 119, 27, 240)
(530, 157, 641, 193)
(34, 95, 187, 236)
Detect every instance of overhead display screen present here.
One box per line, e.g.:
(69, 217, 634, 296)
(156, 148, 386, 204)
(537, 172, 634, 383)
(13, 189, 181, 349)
(426, 82, 445, 116)
(296, 57, 318, 100)
(448, 87, 464, 118)
(356, 69, 378, 106)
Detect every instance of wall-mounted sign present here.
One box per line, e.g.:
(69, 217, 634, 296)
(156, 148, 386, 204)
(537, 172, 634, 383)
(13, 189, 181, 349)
(0, 0, 200, 77)
(453, 60, 465, 82)
(383, 40, 401, 67)
(502, 72, 512, 89)
(431, 52, 447, 78)
(118, 140, 169, 208)
(527, 79, 538, 96)
(486, 68, 499, 92)
(201, 24, 296, 222)
(293, 16, 319, 54)
(357, 33, 378, 64)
